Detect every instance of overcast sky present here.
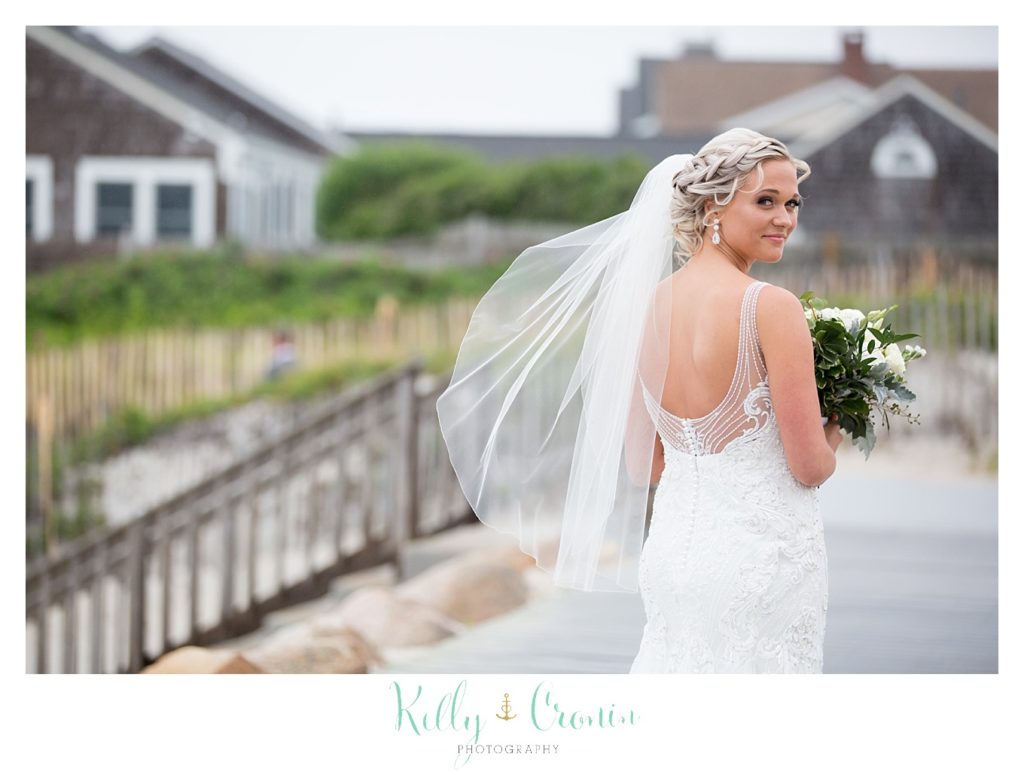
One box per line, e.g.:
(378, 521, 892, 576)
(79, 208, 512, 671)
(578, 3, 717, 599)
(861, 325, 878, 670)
(84, 26, 998, 137)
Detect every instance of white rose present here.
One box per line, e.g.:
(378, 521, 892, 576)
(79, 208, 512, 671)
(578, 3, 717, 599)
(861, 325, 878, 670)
(804, 307, 815, 321)
(883, 343, 906, 377)
(817, 307, 841, 321)
(837, 308, 865, 334)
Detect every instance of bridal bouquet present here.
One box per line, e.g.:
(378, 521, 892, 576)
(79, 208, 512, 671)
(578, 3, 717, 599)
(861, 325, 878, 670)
(800, 292, 925, 459)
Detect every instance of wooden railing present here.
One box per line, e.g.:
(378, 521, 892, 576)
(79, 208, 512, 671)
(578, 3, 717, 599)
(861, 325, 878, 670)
(25, 358, 476, 673)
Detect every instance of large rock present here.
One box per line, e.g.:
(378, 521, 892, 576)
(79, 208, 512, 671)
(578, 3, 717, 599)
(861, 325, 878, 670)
(245, 626, 380, 674)
(310, 585, 463, 647)
(142, 645, 263, 674)
(396, 547, 529, 624)
(195, 544, 537, 673)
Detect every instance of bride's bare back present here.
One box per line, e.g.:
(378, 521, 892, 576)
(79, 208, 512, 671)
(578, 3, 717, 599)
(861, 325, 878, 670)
(660, 269, 759, 420)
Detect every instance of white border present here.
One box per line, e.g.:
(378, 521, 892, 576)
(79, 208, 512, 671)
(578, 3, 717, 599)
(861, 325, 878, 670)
(5, 13, 1016, 775)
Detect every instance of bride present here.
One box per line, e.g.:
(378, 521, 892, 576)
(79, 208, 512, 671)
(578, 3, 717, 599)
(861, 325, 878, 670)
(436, 128, 844, 673)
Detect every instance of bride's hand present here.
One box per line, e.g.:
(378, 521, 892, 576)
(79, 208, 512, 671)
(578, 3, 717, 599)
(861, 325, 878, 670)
(823, 414, 843, 452)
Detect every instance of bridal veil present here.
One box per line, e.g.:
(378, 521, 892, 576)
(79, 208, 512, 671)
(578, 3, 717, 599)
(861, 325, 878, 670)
(435, 154, 692, 592)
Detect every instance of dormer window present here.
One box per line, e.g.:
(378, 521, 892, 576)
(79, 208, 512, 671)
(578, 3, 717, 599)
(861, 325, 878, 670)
(870, 117, 937, 179)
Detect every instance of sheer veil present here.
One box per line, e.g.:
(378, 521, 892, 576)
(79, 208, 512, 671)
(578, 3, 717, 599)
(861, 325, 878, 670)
(435, 153, 692, 592)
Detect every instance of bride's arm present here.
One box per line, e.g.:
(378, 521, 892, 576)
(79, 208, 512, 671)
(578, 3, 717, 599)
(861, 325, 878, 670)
(649, 431, 665, 485)
(757, 285, 837, 488)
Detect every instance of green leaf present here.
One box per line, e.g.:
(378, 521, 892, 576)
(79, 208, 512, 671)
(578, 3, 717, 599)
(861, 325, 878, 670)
(891, 383, 916, 401)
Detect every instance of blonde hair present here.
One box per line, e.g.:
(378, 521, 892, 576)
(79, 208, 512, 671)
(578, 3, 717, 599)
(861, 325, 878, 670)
(670, 127, 811, 260)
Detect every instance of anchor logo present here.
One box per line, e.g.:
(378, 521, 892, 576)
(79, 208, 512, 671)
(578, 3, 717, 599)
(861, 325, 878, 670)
(496, 692, 517, 721)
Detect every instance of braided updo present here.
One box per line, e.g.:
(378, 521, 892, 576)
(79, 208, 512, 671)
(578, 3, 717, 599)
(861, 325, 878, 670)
(670, 128, 810, 260)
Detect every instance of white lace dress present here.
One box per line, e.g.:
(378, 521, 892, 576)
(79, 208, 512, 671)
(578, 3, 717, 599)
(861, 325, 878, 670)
(629, 280, 829, 673)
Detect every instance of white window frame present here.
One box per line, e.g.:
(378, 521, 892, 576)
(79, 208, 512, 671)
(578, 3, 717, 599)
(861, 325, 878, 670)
(870, 121, 938, 180)
(26, 155, 54, 242)
(224, 140, 321, 249)
(74, 156, 216, 246)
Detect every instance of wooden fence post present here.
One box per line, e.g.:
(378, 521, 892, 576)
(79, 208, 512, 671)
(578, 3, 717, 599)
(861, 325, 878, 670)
(392, 360, 422, 581)
(127, 520, 147, 673)
(37, 394, 55, 560)
(221, 489, 236, 624)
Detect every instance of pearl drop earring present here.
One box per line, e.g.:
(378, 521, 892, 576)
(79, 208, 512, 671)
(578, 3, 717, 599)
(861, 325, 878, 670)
(711, 218, 721, 245)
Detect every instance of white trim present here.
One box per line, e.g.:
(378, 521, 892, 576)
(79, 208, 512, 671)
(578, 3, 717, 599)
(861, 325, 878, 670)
(74, 156, 216, 246)
(25, 155, 54, 241)
(790, 74, 998, 160)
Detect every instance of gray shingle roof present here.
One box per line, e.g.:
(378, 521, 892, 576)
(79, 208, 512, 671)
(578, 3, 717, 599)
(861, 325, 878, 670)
(51, 26, 336, 156)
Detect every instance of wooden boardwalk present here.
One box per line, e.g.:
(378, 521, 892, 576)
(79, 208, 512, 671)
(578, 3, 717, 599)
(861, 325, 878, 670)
(372, 470, 998, 674)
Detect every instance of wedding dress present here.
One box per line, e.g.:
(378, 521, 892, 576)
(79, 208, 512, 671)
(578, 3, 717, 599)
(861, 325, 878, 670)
(629, 279, 829, 673)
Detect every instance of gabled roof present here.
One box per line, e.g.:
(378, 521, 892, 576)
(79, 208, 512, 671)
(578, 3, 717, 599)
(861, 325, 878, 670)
(28, 25, 230, 148)
(789, 73, 998, 159)
(128, 35, 343, 156)
(33, 26, 341, 157)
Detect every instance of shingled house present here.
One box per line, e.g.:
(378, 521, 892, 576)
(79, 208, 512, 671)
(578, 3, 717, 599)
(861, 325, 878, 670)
(26, 26, 348, 272)
(789, 74, 997, 258)
(616, 31, 998, 259)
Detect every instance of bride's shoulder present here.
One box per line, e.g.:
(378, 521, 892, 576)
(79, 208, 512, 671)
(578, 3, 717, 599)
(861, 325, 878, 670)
(755, 281, 800, 305)
(755, 283, 811, 340)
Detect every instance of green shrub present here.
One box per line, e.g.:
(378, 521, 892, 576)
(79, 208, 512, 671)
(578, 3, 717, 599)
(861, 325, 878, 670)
(26, 253, 514, 348)
(317, 142, 490, 239)
(315, 141, 650, 239)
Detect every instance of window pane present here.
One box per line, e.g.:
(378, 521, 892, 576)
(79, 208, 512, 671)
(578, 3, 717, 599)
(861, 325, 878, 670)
(26, 179, 34, 237)
(96, 183, 134, 236)
(157, 184, 193, 239)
